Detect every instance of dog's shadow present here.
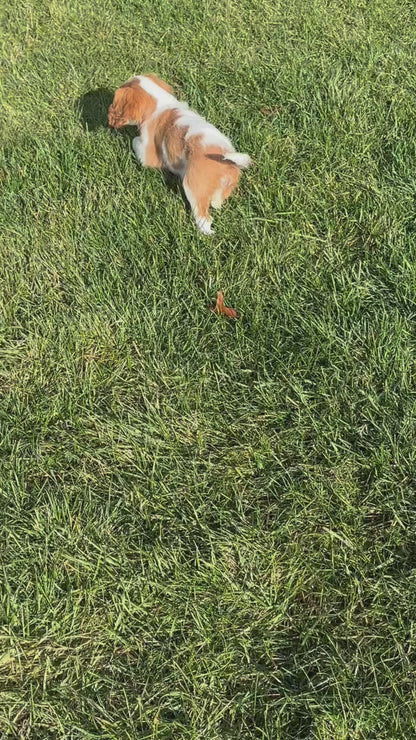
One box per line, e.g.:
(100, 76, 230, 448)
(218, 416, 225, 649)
(76, 88, 188, 208)
(77, 88, 114, 131)
(77, 87, 142, 144)
(161, 170, 189, 209)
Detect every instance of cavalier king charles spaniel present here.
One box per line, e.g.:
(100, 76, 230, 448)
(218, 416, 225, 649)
(108, 74, 251, 235)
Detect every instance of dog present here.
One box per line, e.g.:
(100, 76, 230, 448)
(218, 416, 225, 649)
(108, 74, 251, 235)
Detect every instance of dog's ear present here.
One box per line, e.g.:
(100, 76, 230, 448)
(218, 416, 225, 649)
(145, 74, 174, 96)
(109, 80, 145, 127)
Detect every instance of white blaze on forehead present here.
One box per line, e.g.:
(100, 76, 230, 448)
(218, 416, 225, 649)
(137, 75, 177, 107)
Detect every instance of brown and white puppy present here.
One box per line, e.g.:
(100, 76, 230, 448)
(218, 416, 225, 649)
(108, 74, 251, 235)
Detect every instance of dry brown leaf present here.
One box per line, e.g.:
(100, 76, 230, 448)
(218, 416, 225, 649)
(211, 291, 239, 319)
(260, 106, 282, 117)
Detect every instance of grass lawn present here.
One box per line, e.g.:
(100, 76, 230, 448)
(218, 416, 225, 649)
(2, 0, 416, 736)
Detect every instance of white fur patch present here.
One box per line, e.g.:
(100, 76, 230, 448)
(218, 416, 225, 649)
(137, 75, 176, 108)
(161, 141, 169, 165)
(223, 152, 251, 168)
(211, 188, 223, 209)
(183, 181, 198, 214)
(196, 217, 213, 235)
(132, 130, 148, 165)
(176, 109, 233, 149)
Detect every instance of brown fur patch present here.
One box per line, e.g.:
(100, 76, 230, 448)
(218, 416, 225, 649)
(183, 149, 240, 222)
(108, 79, 157, 128)
(154, 110, 187, 168)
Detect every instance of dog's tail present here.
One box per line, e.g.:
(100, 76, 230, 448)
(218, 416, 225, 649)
(222, 152, 251, 169)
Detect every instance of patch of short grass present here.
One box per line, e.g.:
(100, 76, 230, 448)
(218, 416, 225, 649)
(2, 0, 416, 737)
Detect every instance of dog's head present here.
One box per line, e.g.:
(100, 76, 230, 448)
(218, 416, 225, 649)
(108, 75, 174, 128)
(108, 78, 148, 128)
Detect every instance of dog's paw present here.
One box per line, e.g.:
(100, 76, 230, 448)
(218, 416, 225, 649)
(132, 136, 145, 164)
(197, 218, 213, 236)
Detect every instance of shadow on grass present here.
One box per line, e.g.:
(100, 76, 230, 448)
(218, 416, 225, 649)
(77, 87, 140, 147)
(76, 88, 187, 207)
(161, 170, 189, 208)
(77, 88, 114, 131)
